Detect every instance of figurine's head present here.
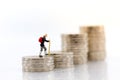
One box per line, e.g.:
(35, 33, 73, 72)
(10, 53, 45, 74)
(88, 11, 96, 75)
(44, 34, 47, 37)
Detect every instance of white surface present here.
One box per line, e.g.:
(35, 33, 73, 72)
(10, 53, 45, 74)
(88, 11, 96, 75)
(1, 0, 120, 80)
(23, 61, 106, 80)
(1, 56, 120, 80)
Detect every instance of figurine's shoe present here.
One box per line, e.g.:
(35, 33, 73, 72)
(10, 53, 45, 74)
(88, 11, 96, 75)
(39, 55, 43, 57)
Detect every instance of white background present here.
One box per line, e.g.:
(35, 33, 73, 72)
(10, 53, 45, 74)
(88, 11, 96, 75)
(0, 0, 120, 80)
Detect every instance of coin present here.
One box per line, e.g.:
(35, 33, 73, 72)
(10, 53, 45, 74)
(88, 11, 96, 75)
(61, 34, 88, 65)
(22, 56, 54, 72)
(50, 51, 74, 68)
(80, 26, 106, 61)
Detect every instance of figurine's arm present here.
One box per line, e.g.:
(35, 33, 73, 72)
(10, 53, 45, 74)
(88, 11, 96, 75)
(45, 38, 50, 42)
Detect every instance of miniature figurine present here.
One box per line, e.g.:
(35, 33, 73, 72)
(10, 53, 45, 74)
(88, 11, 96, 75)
(38, 34, 50, 57)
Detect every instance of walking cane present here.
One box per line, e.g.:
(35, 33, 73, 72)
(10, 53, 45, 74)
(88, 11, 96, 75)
(48, 40, 51, 55)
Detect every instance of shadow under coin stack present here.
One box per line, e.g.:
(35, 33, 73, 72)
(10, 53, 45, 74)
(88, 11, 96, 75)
(80, 26, 106, 61)
(61, 34, 88, 65)
(51, 51, 74, 68)
(22, 56, 54, 72)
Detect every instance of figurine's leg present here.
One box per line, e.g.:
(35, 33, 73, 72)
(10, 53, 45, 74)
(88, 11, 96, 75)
(39, 47, 43, 57)
(43, 46, 47, 55)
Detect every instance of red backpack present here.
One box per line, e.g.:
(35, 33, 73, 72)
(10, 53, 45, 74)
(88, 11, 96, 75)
(38, 37, 43, 43)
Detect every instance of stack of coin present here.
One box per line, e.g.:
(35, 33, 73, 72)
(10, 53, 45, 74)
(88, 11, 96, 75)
(22, 56, 54, 72)
(50, 51, 74, 68)
(80, 26, 106, 61)
(61, 34, 88, 64)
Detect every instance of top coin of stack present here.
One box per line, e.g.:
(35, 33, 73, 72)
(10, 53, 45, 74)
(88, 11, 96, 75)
(80, 25, 106, 61)
(61, 34, 88, 64)
(22, 56, 54, 72)
(50, 51, 74, 68)
(61, 34, 88, 52)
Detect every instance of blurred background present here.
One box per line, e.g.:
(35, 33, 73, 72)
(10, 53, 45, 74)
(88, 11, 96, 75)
(0, 0, 120, 80)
